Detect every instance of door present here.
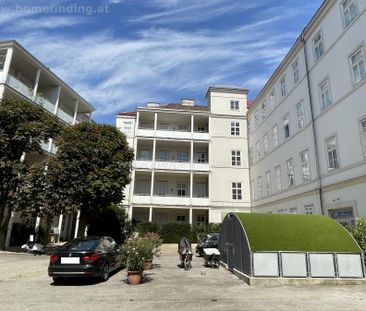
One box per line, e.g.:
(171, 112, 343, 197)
(156, 182, 168, 196)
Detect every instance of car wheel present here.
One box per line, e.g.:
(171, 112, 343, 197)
(100, 263, 110, 282)
(53, 277, 64, 284)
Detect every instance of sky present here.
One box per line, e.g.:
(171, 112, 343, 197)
(0, 0, 323, 124)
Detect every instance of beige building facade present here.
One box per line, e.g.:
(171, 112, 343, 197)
(116, 87, 251, 224)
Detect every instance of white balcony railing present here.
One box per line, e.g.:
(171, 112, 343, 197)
(192, 132, 209, 140)
(137, 128, 154, 137)
(192, 163, 210, 171)
(57, 107, 74, 125)
(132, 195, 151, 204)
(152, 196, 190, 206)
(156, 130, 191, 140)
(135, 160, 154, 170)
(154, 161, 191, 171)
(6, 74, 33, 99)
(192, 197, 210, 206)
(36, 94, 56, 114)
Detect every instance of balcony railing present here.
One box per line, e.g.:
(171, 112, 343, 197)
(57, 107, 74, 125)
(36, 94, 56, 115)
(6, 74, 33, 99)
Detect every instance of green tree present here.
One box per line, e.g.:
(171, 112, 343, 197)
(17, 122, 134, 236)
(0, 98, 64, 249)
(347, 219, 366, 253)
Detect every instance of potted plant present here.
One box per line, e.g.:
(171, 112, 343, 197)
(141, 232, 162, 270)
(123, 236, 145, 285)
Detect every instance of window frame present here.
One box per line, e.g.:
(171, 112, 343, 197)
(257, 176, 263, 199)
(275, 165, 282, 192)
(319, 77, 332, 110)
(270, 89, 276, 111)
(283, 114, 290, 139)
(265, 171, 271, 196)
(0, 49, 7, 71)
(230, 100, 240, 111)
(256, 140, 261, 161)
(272, 125, 278, 148)
(313, 31, 325, 61)
(230, 121, 240, 136)
(231, 150, 241, 166)
(296, 100, 305, 129)
(341, 0, 358, 28)
(292, 58, 300, 84)
(263, 133, 268, 155)
(286, 158, 295, 188)
(360, 118, 366, 157)
(280, 75, 287, 97)
(300, 150, 311, 182)
(325, 135, 340, 171)
(349, 45, 366, 85)
(232, 182, 242, 200)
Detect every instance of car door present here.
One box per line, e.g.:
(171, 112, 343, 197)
(106, 237, 119, 271)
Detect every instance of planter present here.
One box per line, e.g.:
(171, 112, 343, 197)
(127, 271, 143, 285)
(144, 259, 153, 270)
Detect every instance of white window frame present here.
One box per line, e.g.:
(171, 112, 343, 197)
(156, 181, 168, 196)
(261, 102, 266, 120)
(263, 133, 268, 155)
(360, 118, 366, 157)
(158, 150, 169, 161)
(341, 0, 358, 28)
(319, 77, 332, 110)
(280, 75, 287, 97)
(265, 171, 271, 196)
(287, 158, 295, 188)
(313, 31, 324, 61)
(283, 114, 290, 139)
(249, 147, 253, 165)
(230, 100, 239, 111)
(325, 135, 340, 171)
(177, 183, 187, 197)
(177, 151, 188, 162)
(300, 150, 311, 182)
(305, 204, 314, 215)
(296, 100, 305, 129)
(275, 166, 282, 192)
(231, 150, 241, 166)
(250, 179, 255, 200)
(0, 49, 7, 71)
(135, 180, 150, 196)
(270, 89, 276, 111)
(257, 176, 263, 199)
(292, 58, 300, 83)
(350, 46, 366, 85)
(230, 121, 240, 136)
(254, 110, 259, 128)
(272, 125, 278, 148)
(232, 182, 242, 200)
(256, 141, 261, 161)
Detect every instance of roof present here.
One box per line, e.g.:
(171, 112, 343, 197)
(206, 86, 248, 98)
(159, 103, 209, 111)
(116, 111, 137, 116)
(247, 100, 254, 108)
(234, 213, 361, 253)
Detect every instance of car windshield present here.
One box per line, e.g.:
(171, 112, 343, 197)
(62, 239, 99, 251)
(210, 235, 219, 241)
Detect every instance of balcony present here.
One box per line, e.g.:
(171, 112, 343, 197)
(192, 197, 210, 206)
(135, 160, 153, 170)
(36, 94, 56, 114)
(154, 160, 191, 171)
(57, 107, 74, 125)
(192, 162, 210, 171)
(6, 74, 33, 99)
(152, 196, 190, 206)
(155, 129, 191, 140)
(193, 132, 209, 140)
(132, 195, 151, 204)
(138, 128, 154, 137)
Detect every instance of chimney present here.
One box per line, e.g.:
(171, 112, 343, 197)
(147, 102, 160, 108)
(181, 98, 194, 106)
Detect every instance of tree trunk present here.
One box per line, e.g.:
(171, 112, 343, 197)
(0, 207, 11, 250)
(77, 215, 88, 238)
(0, 229, 6, 250)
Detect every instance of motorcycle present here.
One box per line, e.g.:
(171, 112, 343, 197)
(203, 248, 220, 268)
(21, 236, 45, 255)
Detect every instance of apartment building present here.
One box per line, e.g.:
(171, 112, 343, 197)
(0, 40, 95, 245)
(116, 87, 251, 224)
(248, 0, 366, 225)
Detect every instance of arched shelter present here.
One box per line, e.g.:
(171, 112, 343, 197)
(219, 213, 365, 282)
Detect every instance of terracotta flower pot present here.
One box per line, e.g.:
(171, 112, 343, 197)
(127, 271, 143, 285)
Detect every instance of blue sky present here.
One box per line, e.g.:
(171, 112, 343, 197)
(0, 0, 323, 124)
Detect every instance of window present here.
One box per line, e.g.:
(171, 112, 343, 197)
(350, 47, 366, 84)
(230, 122, 240, 136)
(232, 182, 242, 200)
(194, 183, 206, 197)
(196, 152, 206, 163)
(275, 166, 282, 192)
(159, 122, 171, 130)
(230, 100, 239, 110)
(283, 114, 290, 139)
(177, 183, 187, 197)
(231, 150, 241, 166)
(270, 89, 276, 111)
(196, 215, 206, 225)
(156, 181, 168, 196)
(326, 136, 339, 170)
(280, 75, 287, 97)
(0, 49, 7, 71)
(300, 150, 311, 182)
(289, 207, 298, 214)
(257, 177, 263, 199)
(177, 151, 188, 162)
(256, 141, 261, 160)
(158, 150, 169, 161)
(249, 147, 253, 165)
(319, 78, 332, 110)
(197, 125, 205, 132)
(265, 171, 271, 196)
(342, 0, 358, 27)
(292, 59, 300, 83)
(361, 118, 366, 156)
(272, 125, 278, 148)
(250, 179, 255, 200)
(287, 158, 295, 187)
(313, 32, 324, 61)
(135, 181, 149, 195)
(261, 102, 266, 120)
(296, 100, 305, 129)
(254, 110, 259, 128)
(305, 204, 314, 215)
(263, 133, 268, 155)
(139, 150, 151, 160)
(177, 215, 186, 222)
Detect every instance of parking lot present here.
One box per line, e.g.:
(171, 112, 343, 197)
(1, 245, 366, 311)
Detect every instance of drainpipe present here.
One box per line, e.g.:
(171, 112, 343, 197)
(301, 33, 324, 216)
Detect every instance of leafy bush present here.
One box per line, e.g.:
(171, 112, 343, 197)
(346, 218, 366, 252)
(160, 223, 195, 243)
(192, 223, 222, 241)
(135, 222, 160, 234)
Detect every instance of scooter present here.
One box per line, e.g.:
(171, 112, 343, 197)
(203, 248, 220, 268)
(21, 237, 45, 255)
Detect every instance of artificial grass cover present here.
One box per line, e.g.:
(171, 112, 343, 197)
(235, 213, 361, 253)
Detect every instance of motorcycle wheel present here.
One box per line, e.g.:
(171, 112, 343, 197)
(183, 257, 191, 270)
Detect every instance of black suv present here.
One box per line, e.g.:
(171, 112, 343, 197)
(196, 233, 219, 256)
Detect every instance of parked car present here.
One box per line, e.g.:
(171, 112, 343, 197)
(48, 236, 122, 284)
(196, 233, 220, 256)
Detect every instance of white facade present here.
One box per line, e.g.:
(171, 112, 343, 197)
(116, 87, 250, 224)
(248, 0, 366, 225)
(0, 40, 94, 245)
